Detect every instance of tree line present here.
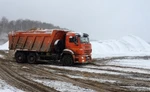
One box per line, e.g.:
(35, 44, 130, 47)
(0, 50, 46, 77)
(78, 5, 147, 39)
(0, 17, 62, 34)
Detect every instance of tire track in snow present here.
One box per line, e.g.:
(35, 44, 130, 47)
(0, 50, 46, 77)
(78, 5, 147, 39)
(0, 62, 57, 92)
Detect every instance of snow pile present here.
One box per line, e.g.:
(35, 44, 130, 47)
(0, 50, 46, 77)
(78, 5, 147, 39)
(0, 41, 8, 50)
(91, 35, 150, 58)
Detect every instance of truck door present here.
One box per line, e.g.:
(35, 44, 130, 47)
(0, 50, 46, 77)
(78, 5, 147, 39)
(66, 35, 79, 53)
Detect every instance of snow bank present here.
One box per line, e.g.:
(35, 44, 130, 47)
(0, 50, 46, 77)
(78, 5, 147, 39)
(91, 35, 150, 58)
(0, 41, 8, 50)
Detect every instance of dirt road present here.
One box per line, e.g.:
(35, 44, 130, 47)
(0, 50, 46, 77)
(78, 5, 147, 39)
(0, 50, 150, 92)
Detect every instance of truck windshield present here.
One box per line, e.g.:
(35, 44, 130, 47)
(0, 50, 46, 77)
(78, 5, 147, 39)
(80, 37, 89, 43)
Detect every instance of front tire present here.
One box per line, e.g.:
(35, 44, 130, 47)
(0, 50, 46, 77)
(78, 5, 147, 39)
(61, 55, 74, 66)
(15, 51, 26, 63)
(27, 53, 37, 64)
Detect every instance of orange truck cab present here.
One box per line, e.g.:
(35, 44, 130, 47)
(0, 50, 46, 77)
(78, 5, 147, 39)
(65, 32, 92, 63)
(8, 29, 92, 66)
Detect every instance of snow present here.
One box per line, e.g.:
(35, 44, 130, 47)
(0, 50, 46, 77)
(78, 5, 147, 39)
(0, 79, 23, 92)
(66, 74, 120, 84)
(91, 35, 150, 58)
(43, 65, 127, 75)
(32, 79, 95, 92)
(0, 55, 4, 58)
(0, 41, 8, 50)
(83, 65, 150, 74)
(107, 59, 150, 69)
(121, 86, 150, 91)
(129, 76, 150, 81)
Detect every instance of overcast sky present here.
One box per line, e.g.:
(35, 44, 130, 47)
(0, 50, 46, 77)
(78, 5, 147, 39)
(0, 0, 150, 41)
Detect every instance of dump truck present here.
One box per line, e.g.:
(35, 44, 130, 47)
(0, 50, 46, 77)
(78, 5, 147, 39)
(8, 29, 92, 65)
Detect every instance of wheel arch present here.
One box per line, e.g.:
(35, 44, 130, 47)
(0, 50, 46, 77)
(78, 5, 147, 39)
(61, 49, 75, 62)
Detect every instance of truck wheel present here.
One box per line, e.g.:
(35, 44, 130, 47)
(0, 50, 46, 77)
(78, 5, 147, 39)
(27, 53, 37, 64)
(15, 52, 26, 63)
(61, 55, 74, 66)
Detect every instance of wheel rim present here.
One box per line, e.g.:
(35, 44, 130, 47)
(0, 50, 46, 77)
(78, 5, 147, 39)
(62, 55, 73, 66)
(29, 56, 35, 62)
(18, 55, 23, 61)
(27, 53, 36, 63)
(15, 52, 25, 63)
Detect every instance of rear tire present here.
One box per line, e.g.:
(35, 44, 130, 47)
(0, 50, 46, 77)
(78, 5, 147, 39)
(27, 53, 37, 64)
(61, 55, 74, 66)
(15, 51, 26, 63)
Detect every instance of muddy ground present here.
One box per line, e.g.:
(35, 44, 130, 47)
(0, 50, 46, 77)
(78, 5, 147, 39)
(0, 50, 150, 92)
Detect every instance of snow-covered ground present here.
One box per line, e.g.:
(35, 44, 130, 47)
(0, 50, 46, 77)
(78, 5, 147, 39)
(0, 55, 4, 58)
(107, 59, 150, 70)
(0, 79, 23, 92)
(44, 65, 128, 75)
(32, 79, 95, 92)
(83, 65, 150, 74)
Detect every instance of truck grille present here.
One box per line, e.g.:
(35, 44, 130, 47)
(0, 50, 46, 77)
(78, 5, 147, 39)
(85, 46, 89, 49)
(84, 50, 91, 54)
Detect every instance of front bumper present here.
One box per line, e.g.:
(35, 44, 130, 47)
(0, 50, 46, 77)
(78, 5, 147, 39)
(75, 55, 92, 63)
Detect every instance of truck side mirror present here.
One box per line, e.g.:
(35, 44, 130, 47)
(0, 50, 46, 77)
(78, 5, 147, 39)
(74, 36, 78, 45)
